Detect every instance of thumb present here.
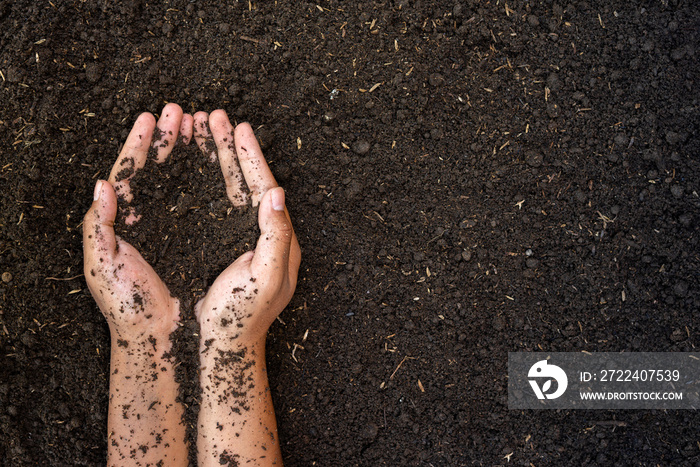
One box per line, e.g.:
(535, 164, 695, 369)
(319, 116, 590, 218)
(83, 180, 119, 265)
(251, 187, 293, 283)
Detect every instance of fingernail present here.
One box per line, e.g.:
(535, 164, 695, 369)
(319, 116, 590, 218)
(93, 180, 103, 201)
(271, 187, 285, 211)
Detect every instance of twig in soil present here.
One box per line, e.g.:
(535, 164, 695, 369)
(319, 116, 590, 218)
(240, 35, 262, 44)
(291, 343, 304, 362)
(389, 355, 415, 380)
(427, 229, 445, 244)
(45, 274, 84, 281)
(155, 235, 172, 265)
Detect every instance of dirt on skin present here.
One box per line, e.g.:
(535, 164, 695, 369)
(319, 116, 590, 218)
(1, 0, 699, 465)
(113, 129, 260, 464)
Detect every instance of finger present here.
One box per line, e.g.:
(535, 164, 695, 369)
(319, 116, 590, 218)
(251, 188, 293, 285)
(210, 110, 249, 206)
(180, 113, 194, 145)
(84, 180, 118, 268)
(235, 122, 277, 207)
(108, 112, 156, 203)
(151, 103, 184, 163)
(193, 111, 217, 162)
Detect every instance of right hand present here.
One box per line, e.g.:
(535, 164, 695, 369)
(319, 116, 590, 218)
(192, 110, 301, 346)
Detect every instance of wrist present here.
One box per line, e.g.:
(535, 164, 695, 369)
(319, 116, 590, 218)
(109, 327, 175, 358)
(199, 333, 267, 362)
(106, 301, 180, 340)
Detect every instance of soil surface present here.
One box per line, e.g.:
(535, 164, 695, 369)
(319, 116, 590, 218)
(1, 0, 699, 465)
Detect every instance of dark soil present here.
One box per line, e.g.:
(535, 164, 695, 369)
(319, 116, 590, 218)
(1, 0, 698, 465)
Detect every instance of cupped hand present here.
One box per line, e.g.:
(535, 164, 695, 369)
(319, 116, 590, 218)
(83, 103, 194, 341)
(192, 110, 301, 345)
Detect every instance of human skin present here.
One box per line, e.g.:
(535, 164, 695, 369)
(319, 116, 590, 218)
(84, 104, 301, 466)
(83, 103, 192, 466)
(192, 110, 301, 466)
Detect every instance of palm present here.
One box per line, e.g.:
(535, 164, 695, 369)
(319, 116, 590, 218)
(86, 237, 178, 339)
(84, 105, 192, 341)
(195, 252, 272, 343)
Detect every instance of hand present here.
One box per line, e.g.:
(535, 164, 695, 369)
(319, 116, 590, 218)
(192, 110, 301, 345)
(83, 103, 193, 466)
(192, 110, 301, 466)
(83, 103, 194, 342)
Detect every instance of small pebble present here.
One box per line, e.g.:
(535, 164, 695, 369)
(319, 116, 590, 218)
(671, 47, 685, 61)
(665, 131, 686, 145)
(1, 272, 12, 283)
(670, 185, 683, 199)
(428, 73, 445, 87)
(673, 281, 688, 297)
(352, 140, 371, 155)
(6, 67, 23, 83)
(614, 134, 629, 146)
(670, 329, 685, 342)
(85, 63, 102, 83)
(162, 22, 174, 35)
(546, 73, 561, 92)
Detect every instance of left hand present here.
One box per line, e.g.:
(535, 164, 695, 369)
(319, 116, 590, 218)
(83, 103, 194, 342)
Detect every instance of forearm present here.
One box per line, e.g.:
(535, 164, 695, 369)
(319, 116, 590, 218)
(107, 337, 187, 466)
(197, 338, 282, 466)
